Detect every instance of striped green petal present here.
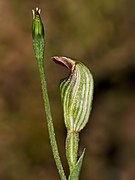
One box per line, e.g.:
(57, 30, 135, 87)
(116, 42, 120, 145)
(52, 56, 94, 132)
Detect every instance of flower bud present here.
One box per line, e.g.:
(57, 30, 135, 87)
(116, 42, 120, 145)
(52, 56, 94, 132)
(32, 8, 44, 39)
(32, 8, 45, 63)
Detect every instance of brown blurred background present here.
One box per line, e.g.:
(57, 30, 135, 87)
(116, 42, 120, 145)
(0, 0, 135, 180)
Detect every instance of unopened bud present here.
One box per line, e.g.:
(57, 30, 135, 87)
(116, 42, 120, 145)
(32, 7, 44, 39)
(32, 8, 45, 62)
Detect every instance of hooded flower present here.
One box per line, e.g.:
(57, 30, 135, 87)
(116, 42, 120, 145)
(52, 56, 94, 132)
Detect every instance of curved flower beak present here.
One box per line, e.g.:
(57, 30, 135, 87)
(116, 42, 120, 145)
(51, 56, 76, 72)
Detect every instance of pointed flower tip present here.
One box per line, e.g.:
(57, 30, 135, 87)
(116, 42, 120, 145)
(51, 56, 75, 72)
(32, 7, 41, 19)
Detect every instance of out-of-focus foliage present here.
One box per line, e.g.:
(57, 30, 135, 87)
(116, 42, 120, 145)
(0, 0, 135, 179)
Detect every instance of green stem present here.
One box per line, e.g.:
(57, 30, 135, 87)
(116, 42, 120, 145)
(37, 60, 67, 180)
(66, 131, 79, 174)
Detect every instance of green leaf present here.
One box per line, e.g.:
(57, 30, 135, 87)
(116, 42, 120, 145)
(68, 149, 85, 180)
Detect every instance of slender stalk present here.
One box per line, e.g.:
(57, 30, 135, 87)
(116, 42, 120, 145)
(37, 60, 67, 180)
(32, 8, 66, 180)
